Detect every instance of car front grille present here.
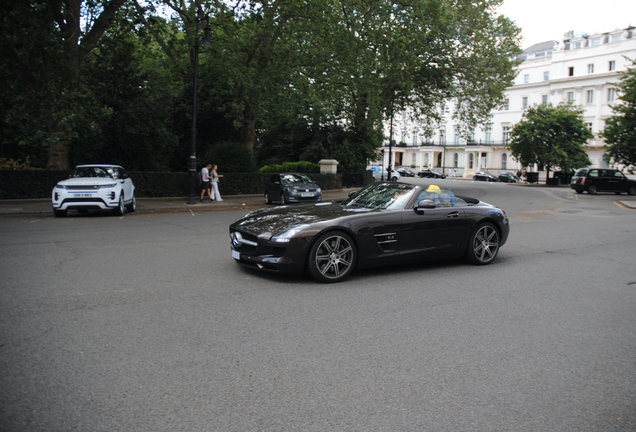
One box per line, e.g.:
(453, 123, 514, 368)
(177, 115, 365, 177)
(65, 185, 101, 190)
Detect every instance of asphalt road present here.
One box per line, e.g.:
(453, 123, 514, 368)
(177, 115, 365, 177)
(1, 180, 635, 431)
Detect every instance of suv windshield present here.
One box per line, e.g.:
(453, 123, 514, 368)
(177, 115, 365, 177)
(69, 167, 114, 179)
(344, 183, 415, 210)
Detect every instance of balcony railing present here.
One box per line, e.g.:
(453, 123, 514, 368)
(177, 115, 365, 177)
(383, 141, 510, 148)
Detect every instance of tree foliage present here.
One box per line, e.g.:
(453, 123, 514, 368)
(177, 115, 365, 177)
(509, 103, 593, 179)
(601, 59, 636, 170)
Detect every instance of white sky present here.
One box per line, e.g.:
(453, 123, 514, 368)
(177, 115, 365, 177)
(498, 0, 636, 49)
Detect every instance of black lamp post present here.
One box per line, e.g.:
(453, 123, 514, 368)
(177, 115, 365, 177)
(187, 17, 213, 205)
(440, 129, 446, 173)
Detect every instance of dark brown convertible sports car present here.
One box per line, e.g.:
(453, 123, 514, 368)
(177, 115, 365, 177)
(230, 182, 510, 283)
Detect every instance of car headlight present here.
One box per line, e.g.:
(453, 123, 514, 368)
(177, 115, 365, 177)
(99, 184, 117, 188)
(316, 188, 321, 193)
(55, 184, 66, 189)
(291, 188, 299, 194)
(271, 224, 310, 243)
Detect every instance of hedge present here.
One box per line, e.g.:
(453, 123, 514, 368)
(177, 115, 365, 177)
(0, 170, 360, 199)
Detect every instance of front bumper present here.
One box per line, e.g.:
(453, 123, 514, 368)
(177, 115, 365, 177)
(52, 189, 120, 211)
(229, 229, 309, 275)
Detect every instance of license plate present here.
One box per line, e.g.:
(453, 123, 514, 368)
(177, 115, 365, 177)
(232, 250, 240, 260)
(300, 193, 314, 197)
(73, 193, 93, 197)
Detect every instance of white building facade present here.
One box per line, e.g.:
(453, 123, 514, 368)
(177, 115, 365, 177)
(377, 26, 636, 178)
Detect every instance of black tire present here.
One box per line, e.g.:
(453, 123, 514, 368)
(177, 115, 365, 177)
(307, 231, 357, 283)
(466, 223, 500, 265)
(280, 192, 287, 205)
(265, 192, 272, 204)
(114, 194, 125, 216)
(53, 209, 67, 217)
(587, 185, 598, 195)
(627, 186, 636, 196)
(576, 190, 583, 194)
(126, 193, 136, 212)
(391, 176, 398, 181)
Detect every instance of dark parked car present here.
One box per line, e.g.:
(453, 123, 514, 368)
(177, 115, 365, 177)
(396, 168, 416, 177)
(570, 168, 636, 195)
(473, 171, 499, 182)
(265, 173, 323, 204)
(230, 182, 510, 283)
(498, 172, 520, 183)
(417, 168, 446, 179)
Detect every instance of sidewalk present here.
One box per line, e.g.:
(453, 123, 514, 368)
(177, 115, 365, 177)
(0, 189, 358, 216)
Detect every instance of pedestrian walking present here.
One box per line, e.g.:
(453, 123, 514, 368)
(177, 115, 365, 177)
(200, 164, 213, 203)
(210, 164, 224, 202)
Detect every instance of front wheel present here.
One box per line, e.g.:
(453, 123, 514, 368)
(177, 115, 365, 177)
(466, 223, 500, 265)
(307, 232, 357, 283)
(391, 176, 398, 181)
(265, 192, 272, 204)
(627, 186, 636, 195)
(113, 194, 124, 216)
(280, 193, 287, 205)
(587, 185, 598, 195)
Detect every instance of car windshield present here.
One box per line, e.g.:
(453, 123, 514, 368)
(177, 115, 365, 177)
(344, 183, 415, 210)
(69, 166, 114, 179)
(281, 173, 312, 184)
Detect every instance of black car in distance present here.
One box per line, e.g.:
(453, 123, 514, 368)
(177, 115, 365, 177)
(231, 182, 510, 283)
(396, 168, 416, 177)
(473, 171, 499, 182)
(265, 173, 323, 204)
(570, 168, 636, 195)
(498, 172, 520, 183)
(417, 168, 446, 179)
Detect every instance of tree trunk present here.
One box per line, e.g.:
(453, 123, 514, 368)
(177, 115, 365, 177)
(241, 104, 257, 154)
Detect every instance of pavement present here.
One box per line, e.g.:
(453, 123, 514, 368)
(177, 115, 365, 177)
(2, 180, 635, 215)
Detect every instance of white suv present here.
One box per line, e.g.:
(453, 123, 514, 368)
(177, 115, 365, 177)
(52, 164, 136, 217)
(366, 166, 401, 181)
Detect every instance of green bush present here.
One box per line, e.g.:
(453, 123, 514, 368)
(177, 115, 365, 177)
(259, 161, 320, 173)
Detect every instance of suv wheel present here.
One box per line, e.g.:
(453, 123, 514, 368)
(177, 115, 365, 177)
(114, 194, 125, 216)
(587, 185, 598, 195)
(628, 186, 636, 195)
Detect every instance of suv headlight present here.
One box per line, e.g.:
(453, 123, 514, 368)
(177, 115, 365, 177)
(99, 184, 117, 188)
(55, 184, 66, 189)
(271, 224, 310, 243)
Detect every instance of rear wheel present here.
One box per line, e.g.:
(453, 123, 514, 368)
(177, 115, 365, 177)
(126, 193, 136, 212)
(466, 223, 500, 265)
(587, 185, 598, 195)
(307, 232, 357, 283)
(280, 193, 287, 205)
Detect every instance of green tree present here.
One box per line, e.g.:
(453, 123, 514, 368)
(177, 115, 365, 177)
(601, 59, 636, 170)
(509, 103, 593, 181)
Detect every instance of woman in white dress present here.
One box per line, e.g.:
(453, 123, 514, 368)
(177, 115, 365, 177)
(210, 164, 224, 202)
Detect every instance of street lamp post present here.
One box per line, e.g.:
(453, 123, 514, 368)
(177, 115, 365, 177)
(187, 17, 213, 205)
(440, 130, 446, 174)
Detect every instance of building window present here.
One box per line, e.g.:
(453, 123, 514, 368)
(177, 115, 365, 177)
(522, 97, 528, 109)
(610, 34, 622, 42)
(609, 61, 616, 71)
(469, 130, 475, 142)
(524, 74, 529, 84)
(453, 153, 458, 168)
(412, 154, 416, 166)
(588, 64, 594, 73)
(585, 122, 593, 132)
(503, 127, 510, 145)
(608, 88, 615, 102)
(454, 127, 460, 145)
(573, 41, 581, 49)
(469, 153, 474, 169)
(591, 37, 601, 46)
(542, 95, 548, 105)
(503, 99, 509, 110)
(568, 67, 574, 76)
(424, 153, 429, 165)
(485, 126, 492, 144)
(413, 132, 417, 146)
(501, 154, 507, 170)
(587, 90, 594, 103)
(543, 71, 549, 81)
(567, 92, 574, 103)
(401, 132, 406, 144)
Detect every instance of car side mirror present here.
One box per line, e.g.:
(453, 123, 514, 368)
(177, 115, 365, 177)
(348, 190, 357, 198)
(414, 199, 436, 213)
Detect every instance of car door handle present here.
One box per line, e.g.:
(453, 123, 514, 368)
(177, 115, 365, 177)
(446, 211, 460, 218)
